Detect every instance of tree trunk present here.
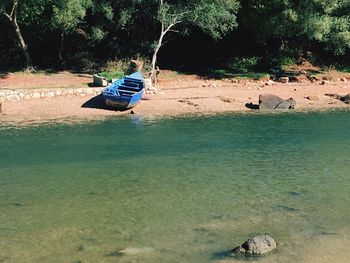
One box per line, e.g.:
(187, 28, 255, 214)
(151, 32, 165, 85)
(11, 19, 33, 71)
(58, 32, 64, 66)
(1, 0, 33, 71)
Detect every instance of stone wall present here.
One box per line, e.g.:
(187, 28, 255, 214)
(0, 88, 104, 102)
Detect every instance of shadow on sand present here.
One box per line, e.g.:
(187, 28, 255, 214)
(245, 103, 259, 110)
(81, 94, 129, 112)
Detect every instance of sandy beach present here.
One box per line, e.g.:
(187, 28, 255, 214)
(1, 72, 350, 124)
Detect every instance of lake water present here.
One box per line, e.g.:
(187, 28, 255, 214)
(0, 111, 350, 263)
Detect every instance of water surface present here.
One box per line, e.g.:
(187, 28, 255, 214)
(0, 111, 350, 263)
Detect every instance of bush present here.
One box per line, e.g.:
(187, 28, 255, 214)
(65, 52, 99, 71)
(226, 57, 260, 73)
(99, 60, 129, 82)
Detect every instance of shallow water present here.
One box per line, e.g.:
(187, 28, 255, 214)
(0, 112, 349, 263)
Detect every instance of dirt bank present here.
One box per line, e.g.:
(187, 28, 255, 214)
(1, 72, 350, 125)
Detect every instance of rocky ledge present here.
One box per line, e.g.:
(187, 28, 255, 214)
(0, 87, 104, 102)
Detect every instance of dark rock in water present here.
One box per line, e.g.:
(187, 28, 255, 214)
(231, 235, 277, 255)
(77, 245, 85, 251)
(325, 93, 350, 104)
(288, 191, 301, 196)
(259, 94, 296, 110)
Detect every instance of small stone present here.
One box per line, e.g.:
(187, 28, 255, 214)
(85, 89, 94, 95)
(47, 91, 55, 98)
(7, 94, 21, 102)
(76, 88, 84, 94)
(55, 90, 63, 96)
(341, 77, 347, 83)
(31, 92, 41, 99)
(320, 80, 328, 85)
(258, 87, 263, 91)
(305, 95, 319, 101)
(265, 80, 275, 86)
(279, 77, 289, 83)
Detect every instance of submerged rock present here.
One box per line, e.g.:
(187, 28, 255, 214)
(231, 235, 277, 255)
(259, 94, 296, 110)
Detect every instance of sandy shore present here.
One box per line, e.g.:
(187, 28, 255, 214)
(1, 79, 350, 125)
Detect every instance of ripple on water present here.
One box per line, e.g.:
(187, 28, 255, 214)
(0, 111, 349, 262)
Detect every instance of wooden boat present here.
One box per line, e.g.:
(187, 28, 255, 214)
(102, 72, 145, 109)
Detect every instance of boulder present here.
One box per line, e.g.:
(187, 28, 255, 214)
(93, 74, 108, 87)
(279, 77, 289, 83)
(127, 60, 144, 74)
(259, 94, 296, 110)
(231, 235, 277, 255)
(325, 93, 350, 104)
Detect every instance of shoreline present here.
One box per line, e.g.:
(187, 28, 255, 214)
(1, 79, 350, 125)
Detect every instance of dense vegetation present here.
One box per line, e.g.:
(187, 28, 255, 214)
(1, 0, 349, 73)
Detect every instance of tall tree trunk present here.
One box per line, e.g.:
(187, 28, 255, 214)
(11, 19, 33, 71)
(150, 30, 165, 85)
(1, 0, 33, 71)
(58, 32, 64, 66)
(150, 0, 182, 86)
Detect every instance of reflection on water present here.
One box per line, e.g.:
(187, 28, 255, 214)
(0, 112, 349, 263)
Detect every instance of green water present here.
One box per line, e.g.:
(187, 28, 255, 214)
(0, 112, 350, 263)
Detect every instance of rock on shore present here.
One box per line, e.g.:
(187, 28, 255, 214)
(259, 93, 296, 110)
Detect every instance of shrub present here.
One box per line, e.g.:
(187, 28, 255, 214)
(226, 57, 260, 73)
(99, 60, 129, 82)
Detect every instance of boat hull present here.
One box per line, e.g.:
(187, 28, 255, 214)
(104, 90, 145, 109)
(102, 72, 145, 110)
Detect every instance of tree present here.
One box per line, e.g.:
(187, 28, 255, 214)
(51, 0, 92, 64)
(150, 0, 240, 84)
(0, 0, 33, 71)
(238, 0, 350, 62)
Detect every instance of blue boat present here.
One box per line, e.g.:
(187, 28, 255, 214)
(102, 72, 145, 109)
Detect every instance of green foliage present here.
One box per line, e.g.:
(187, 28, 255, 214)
(226, 57, 260, 73)
(91, 27, 106, 43)
(51, 0, 92, 31)
(191, 0, 240, 39)
(1, 0, 350, 71)
(234, 73, 270, 80)
(98, 60, 129, 82)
